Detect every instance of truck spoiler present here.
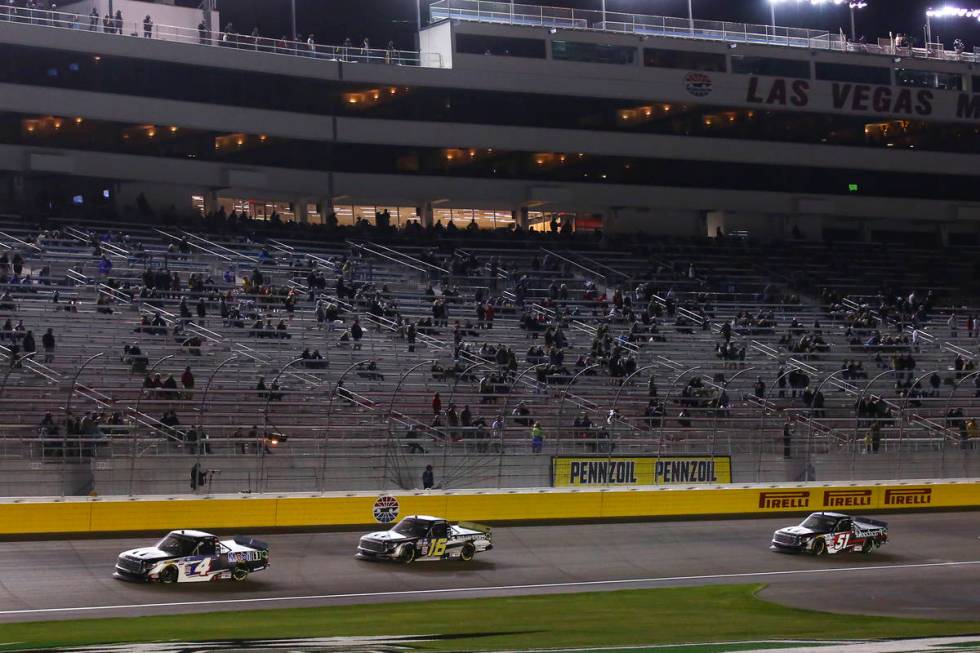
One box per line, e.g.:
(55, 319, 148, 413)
(233, 535, 269, 551)
(855, 517, 887, 529)
(457, 521, 492, 534)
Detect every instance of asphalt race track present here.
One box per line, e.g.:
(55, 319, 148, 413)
(0, 513, 977, 623)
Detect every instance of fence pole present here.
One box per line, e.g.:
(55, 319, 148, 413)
(757, 367, 796, 482)
(320, 358, 374, 492)
(382, 359, 438, 490)
(194, 355, 238, 494)
(260, 357, 306, 493)
(804, 369, 845, 482)
(897, 369, 939, 478)
(63, 352, 105, 497)
(557, 364, 600, 457)
(128, 353, 176, 496)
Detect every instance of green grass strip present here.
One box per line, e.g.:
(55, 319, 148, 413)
(0, 584, 978, 651)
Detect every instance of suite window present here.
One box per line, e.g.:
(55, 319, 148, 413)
(455, 34, 546, 58)
(552, 41, 636, 65)
(896, 69, 962, 91)
(643, 48, 726, 72)
(815, 62, 890, 85)
(731, 56, 809, 78)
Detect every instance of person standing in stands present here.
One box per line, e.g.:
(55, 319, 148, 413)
(142, 14, 152, 38)
(41, 327, 55, 363)
(431, 391, 442, 416)
(21, 330, 35, 357)
(350, 319, 363, 350)
(181, 366, 194, 400)
(782, 415, 794, 459)
(530, 422, 544, 453)
(422, 464, 434, 490)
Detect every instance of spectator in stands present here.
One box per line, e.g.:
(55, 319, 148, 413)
(422, 464, 434, 490)
(530, 422, 544, 453)
(405, 424, 425, 454)
(142, 14, 151, 38)
(783, 416, 794, 458)
(41, 328, 54, 363)
(21, 329, 35, 356)
(162, 373, 178, 399)
(113, 9, 121, 34)
(350, 319, 363, 350)
(181, 366, 194, 399)
(753, 377, 765, 399)
(256, 376, 267, 399)
(431, 391, 442, 416)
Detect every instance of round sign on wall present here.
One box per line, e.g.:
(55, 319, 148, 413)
(373, 495, 399, 524)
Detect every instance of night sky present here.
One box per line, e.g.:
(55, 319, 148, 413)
(180, 0, 980, 51)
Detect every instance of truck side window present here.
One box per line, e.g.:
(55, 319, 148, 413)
(431, 522, 448, 538)
(837, 520, 852, 532)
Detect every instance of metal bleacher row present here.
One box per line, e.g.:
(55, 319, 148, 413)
(0, 211, 978, 495)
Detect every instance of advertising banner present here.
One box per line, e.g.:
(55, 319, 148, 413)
(552, 455, 732, 487)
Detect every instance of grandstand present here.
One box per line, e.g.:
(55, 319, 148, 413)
(0, 0, 978, 497)
(0, 207, 976, 497)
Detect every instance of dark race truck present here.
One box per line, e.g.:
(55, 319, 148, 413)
(771, 512, 888, 555)
(357, 515, 492, 563)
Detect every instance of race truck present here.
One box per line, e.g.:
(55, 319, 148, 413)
(114, 529, 269, 583)
(771, 512, 888, 555)
(356, 515, 493, 563)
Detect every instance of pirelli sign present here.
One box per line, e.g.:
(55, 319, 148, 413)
(551, 456, 731, 487)
(755, 485, 940, 512)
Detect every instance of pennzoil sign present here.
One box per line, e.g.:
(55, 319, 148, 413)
(551, 456, 731, 487)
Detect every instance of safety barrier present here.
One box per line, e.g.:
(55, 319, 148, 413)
(0, 479, 977, 535)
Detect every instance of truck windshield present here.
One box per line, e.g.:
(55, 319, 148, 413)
(392, 518, 432, 538)
(154, 534, 198, 556)
(800, 514, 838, 532)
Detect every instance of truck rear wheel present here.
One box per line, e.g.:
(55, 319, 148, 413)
(861, 539, 878, 555)
(459, 542, 476, 562)
(232, 567, 249, 581)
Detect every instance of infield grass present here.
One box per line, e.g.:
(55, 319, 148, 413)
(0, 584, 978, 651)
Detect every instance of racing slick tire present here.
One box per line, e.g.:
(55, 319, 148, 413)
(397, 544, 416, 564)
(159, 565, 179, 584)
(812, 538, 827, 557)
(232, 567, 249, 582)
(459, 542, 476, 562)
(861, 539, 878, 555)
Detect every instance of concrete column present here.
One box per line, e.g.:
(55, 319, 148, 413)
(937, 222, 950, 247)
(420, 202, 434, 228)
(318, 197, 333, 225)
(294, 198, 308, 224)
(857, 220, 871, 242)
(517, 207, 529, 231)
(202, 190, 218, 216)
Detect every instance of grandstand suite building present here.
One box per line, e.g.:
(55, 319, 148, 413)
(1, 0, 980, 240)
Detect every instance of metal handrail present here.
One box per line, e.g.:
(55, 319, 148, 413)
(0, 5, 444, 68)
(430, 0, 980, 63)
